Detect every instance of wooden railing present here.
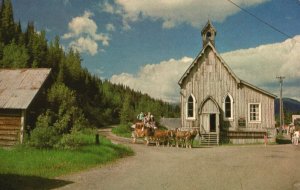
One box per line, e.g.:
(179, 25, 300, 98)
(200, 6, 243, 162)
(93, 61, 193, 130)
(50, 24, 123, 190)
(199, 133, 219, 146)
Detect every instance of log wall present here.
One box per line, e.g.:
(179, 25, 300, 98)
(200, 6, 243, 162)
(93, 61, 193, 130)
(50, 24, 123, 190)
(0, 116, 21, 146)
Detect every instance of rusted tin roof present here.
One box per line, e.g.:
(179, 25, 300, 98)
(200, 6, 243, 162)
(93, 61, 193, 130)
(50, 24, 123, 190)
(0, 68, 51, 109)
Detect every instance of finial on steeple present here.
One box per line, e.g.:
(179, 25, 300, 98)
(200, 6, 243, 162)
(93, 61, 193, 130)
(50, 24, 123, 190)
(201, 20, 217, 48)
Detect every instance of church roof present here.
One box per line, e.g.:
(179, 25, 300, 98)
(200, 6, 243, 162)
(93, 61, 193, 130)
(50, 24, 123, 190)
(178, 42, 276, 99)
(178, 42, 240, 85)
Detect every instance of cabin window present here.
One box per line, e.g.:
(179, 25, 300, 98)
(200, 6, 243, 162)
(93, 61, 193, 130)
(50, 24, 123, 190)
(187, 95, 195, 119)
(248, 103, 261, 123)
(223, 94, 233, 120)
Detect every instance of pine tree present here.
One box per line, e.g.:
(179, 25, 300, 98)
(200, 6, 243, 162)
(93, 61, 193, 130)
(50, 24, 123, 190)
(0, 0, 3, 42)
(14, 20, 23, 44)
(25, 22, 35, 66)
(0, 41, 29, 68)
(119, 94, 133, 124)
(1, 0, 15, 44)
(31, 30, 48, 67)
(47, 36, 63, 73)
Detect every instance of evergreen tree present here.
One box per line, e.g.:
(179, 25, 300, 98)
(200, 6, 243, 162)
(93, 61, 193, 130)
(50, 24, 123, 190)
(0, 0, 3, 42)
(14, 20, 23, 44)
(31, 30, 48, 67)
(0, 41, 29, 68)
(0, 42, 4, 60)
(47, 36, 63, 74)
(25, 22, 35, 66)
(119, 94, 133, 124)
(1, 0, 15, 44)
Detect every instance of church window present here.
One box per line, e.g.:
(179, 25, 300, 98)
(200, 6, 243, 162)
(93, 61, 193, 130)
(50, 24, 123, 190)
(224, 94, 233, 120)
(187, 95, 195, 119)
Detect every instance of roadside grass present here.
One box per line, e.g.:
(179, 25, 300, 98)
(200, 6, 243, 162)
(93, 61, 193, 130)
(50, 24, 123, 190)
(112, 123, 132, 138)
(0, 136, 133, 179)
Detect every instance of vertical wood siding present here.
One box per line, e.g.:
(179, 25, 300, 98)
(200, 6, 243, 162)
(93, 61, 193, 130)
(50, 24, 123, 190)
(180, 47, 275, 134)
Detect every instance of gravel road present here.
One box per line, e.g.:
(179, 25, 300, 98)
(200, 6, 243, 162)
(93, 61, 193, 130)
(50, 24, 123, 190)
(55, 129, 300, 190)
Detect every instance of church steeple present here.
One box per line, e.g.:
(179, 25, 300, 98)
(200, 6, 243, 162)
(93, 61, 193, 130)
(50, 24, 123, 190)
(201, 20, 217, 48)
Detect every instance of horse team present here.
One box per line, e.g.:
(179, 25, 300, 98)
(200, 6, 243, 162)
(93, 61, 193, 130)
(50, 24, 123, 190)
(131, 122, 201, 148)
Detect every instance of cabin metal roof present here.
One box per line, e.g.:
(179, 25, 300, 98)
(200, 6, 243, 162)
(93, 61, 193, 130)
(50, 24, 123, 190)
(0, 68, 51, 109)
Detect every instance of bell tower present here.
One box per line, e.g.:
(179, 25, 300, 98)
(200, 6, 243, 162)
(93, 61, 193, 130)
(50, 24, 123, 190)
(201, 20, 217, 48)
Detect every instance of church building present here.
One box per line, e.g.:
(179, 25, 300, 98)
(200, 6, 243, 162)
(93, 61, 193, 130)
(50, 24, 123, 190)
(178, 21, 276, 144)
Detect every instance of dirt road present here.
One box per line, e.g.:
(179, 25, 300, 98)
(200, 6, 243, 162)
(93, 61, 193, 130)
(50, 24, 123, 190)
(56, 129, 300, 190)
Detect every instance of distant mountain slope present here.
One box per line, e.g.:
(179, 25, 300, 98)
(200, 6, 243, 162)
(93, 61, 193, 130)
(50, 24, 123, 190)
(275, 98, 300, 115)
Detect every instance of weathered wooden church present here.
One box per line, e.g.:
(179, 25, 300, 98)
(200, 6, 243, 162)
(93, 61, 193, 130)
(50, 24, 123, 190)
(178, 21, 276, 144)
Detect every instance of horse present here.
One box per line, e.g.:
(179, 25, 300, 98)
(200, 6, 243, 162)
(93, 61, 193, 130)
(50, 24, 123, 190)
(131, 122, 155, 145)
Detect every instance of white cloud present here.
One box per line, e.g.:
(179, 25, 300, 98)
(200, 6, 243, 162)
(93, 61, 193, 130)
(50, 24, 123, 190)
(222, 36, 300, 101)
(69, 37, 98, 56)
(110, 36, 300, 102)
(103, 0, 270, 29)
(62, 11, 110, 55)
(102, 1, 116, 14)
(63, 11, 97, 39)
(106, 23, 116, 32)
(110, 57, 193, 102)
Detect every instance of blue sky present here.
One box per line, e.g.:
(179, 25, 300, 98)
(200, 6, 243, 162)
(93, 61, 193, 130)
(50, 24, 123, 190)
(12, 0, 300, 102)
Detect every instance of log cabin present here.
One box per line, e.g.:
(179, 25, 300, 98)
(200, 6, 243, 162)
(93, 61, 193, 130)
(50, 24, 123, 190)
(0, 68, 51, 146)
(178, 21, 276, 145)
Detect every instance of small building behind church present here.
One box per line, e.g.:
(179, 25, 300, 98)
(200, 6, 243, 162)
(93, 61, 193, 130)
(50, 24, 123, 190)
(178, 21, 276, 145)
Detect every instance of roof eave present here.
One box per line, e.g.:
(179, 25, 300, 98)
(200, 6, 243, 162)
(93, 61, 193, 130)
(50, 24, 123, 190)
(240, 80, 277, 99)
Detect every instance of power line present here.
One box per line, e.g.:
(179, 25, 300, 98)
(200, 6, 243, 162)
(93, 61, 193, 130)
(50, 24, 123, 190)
(227, 0, 299, 43)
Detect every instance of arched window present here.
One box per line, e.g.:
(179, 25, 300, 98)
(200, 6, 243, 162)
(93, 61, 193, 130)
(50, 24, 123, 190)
(224, 94, 233, 120)
(187, 95, 195, 119)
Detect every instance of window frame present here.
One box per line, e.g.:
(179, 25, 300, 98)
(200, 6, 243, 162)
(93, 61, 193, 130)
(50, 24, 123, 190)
(248, 103, 261, 123)
(186, 94, 196, 120)
(223, 94, 233, 121)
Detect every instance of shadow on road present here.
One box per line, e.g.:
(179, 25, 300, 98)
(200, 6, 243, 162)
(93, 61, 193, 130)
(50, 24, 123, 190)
(0, 174, 73, 190)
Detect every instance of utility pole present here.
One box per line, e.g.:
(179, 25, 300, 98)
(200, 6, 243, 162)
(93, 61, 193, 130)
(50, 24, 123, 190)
(276, 76, 285, 134)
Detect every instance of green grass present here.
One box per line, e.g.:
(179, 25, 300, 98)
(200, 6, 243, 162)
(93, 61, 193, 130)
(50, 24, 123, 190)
(112, 124, 132, 138)
(0, 136, 133, 178)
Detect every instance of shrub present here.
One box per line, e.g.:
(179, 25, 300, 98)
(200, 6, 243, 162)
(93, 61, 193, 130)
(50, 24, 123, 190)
(29, 127, 60, 149)
(35, 110, 56, 129)
(56, 131, 93, 150)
